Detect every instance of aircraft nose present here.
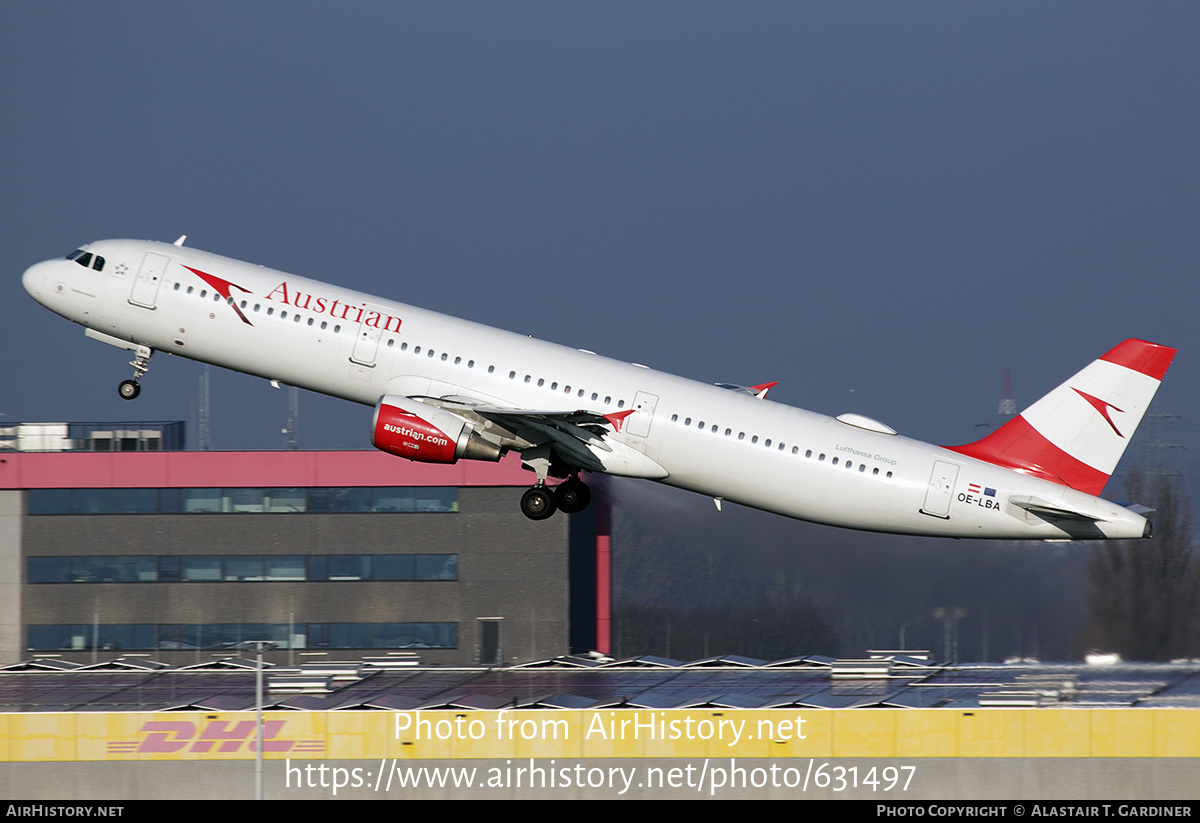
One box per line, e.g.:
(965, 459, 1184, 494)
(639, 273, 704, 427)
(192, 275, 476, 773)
(22, 260, 53, 300)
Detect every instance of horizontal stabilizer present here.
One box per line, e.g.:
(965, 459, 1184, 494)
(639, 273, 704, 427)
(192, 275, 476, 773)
(1008, 496, 1102, 523)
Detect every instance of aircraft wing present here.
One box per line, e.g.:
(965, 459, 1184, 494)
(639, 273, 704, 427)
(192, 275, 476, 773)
(418, 396, 637, 471)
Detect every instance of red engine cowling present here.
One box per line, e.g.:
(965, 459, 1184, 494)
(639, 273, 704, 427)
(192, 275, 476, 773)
(371, 395, 501, 464)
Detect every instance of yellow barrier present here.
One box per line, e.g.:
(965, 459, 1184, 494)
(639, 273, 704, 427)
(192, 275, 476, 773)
(2, 709, 1198, 762)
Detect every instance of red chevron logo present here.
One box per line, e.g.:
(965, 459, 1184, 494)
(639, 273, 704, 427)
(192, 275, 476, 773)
(1073, 388, 1125, 438)
(183, 266, 254, 325)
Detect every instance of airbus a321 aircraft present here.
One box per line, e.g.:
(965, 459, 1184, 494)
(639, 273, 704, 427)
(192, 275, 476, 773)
(22, 238, 1175, 540)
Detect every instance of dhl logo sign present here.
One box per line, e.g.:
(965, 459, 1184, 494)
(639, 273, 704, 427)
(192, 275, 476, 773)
(106, 720, 325, 755)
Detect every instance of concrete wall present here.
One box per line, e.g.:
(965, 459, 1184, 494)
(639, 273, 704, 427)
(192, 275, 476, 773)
(15, 488, 573, 667)
(0, 491, 21, 667)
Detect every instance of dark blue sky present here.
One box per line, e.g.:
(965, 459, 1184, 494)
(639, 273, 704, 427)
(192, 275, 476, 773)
(4, 3, 1198, 471)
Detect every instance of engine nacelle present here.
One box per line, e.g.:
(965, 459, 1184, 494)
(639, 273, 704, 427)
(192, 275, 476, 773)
(371, 395, 502, 464)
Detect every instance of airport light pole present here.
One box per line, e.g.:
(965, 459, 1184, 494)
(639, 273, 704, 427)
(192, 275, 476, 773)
(243, 641, 276, 800)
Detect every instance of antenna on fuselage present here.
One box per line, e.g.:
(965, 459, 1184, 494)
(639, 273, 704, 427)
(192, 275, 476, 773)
(173, 235, 187, 247)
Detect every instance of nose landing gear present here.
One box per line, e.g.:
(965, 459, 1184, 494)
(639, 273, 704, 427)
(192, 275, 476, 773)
(118, 345, 153, 400)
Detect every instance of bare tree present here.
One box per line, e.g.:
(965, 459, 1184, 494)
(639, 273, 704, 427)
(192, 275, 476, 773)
(1085, 467, 1198, 659)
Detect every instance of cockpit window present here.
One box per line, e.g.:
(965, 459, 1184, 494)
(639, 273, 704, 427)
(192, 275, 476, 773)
(65, 249, 104, 270)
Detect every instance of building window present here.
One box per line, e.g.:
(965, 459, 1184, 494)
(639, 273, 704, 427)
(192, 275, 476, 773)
(27, 622, 458, 651)
(28, 554, 459, 584)
(28, 487, 459, 515)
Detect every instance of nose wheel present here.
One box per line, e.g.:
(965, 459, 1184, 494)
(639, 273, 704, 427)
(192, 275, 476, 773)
(118, 345, 153, 400)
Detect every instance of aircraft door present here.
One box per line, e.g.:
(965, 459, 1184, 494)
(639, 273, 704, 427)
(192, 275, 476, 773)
(920, 460, 959, 519)
(350, 305, 391, 366)
(129, 253, 169, 308)
(626, 391, 659, 437)
(477, 618, 502, 666)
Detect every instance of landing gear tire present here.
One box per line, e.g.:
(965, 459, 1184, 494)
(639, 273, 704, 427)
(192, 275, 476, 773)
(521, 486, 557, 521)
(555, 477, 591, 514)
(118, 379, 141, 400)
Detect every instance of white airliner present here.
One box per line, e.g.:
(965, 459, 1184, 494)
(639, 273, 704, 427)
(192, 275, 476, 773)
(22, 238, 1175, 539)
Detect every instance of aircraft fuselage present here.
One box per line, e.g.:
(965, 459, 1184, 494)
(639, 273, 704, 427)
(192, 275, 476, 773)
(22, 239, 1165, 540)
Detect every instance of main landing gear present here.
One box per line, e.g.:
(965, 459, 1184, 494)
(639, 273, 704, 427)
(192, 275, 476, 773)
(118, 345, 153, 400)
(519, 476, 592, 521)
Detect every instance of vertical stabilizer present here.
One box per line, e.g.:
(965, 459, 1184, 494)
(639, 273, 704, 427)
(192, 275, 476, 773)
(945, 339, 1176, 494)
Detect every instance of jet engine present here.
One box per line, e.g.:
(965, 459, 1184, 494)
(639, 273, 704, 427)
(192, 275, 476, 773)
(371, 394, 502, 464)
